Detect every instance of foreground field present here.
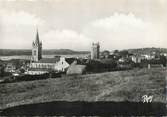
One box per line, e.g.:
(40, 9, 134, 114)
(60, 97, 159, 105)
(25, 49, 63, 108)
(0, 68, 166, 110)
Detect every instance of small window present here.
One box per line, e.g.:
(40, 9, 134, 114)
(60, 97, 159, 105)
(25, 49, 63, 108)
(34, 50, 36, 55)
(62, 62, 63, 64)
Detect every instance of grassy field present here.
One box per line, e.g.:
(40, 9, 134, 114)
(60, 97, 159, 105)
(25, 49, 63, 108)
(0, 68, 166, 110)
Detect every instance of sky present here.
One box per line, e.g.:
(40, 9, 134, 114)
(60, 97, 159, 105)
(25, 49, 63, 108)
(0, 0, 166, 51)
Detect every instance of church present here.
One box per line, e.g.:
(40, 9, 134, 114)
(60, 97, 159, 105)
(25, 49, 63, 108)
(27, 29, 76, 75)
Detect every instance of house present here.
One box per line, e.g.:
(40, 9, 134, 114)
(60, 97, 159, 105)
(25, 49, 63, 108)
(118, 58, 125, 62)
(160, 53, 167, 56)
(5, 63, 16, 73)
(55, 57, 75, 71)
(129, 53, 147, 63)
(131, 56, 142, 63)
(142, 54, 155, 60)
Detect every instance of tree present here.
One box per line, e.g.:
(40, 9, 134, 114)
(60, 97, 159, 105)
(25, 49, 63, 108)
(113, 50, 119, 55)
(0, 65, 4, 77)
(119, 50, 129, 57)
(160, 55, 166, 67)
(101, 50, 110, 59)
(19, 68, 25, 73)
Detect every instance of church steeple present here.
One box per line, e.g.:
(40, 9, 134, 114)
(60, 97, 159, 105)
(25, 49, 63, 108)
(35, 28, 40, 45)
(32, 27, 42, 61)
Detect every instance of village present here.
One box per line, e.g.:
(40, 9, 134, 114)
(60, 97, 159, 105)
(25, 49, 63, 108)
(0, 0, 166, 115)
(0, 29, 166, 83)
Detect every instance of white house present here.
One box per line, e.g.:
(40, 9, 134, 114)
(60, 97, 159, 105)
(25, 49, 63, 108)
(142, 54, 155, 60)
(131, 56, 141, 63)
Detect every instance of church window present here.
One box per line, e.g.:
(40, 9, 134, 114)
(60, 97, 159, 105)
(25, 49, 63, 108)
(34, 50, 36, 55)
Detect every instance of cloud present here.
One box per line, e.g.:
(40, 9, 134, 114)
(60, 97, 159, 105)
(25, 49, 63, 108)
(0, 10, 45, 49)
(92, 13, 146, 30)
(0, 10, 165, 51)
(83, 13, 165, 50)
(41, 29, 92, 50)
(0, 10, 45, 26)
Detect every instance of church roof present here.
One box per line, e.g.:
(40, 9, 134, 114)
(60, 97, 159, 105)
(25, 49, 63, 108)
(36, 58, 60, 63)
(33, 57, 81, 65)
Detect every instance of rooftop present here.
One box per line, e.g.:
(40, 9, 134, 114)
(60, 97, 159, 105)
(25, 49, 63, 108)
(36, 58, 60, 63)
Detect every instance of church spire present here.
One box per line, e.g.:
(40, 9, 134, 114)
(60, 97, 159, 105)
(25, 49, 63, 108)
(35, 27, 40, 45)
(32, 27, 42, 61)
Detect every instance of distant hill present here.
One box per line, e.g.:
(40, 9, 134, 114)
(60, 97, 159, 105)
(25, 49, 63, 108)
(43, 49, 89, 55)
(0, 49, 90, 56)
(125, 47, 167, 55)
(1, 47, 166, 56)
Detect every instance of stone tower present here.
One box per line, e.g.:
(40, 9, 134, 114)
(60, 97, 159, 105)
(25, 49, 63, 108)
(91, 42, 100, 59)
(32, 28, 42, 61)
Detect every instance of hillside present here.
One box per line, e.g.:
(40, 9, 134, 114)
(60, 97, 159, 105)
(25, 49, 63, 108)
(126, 47, 167, 55)
(0, 47, 167, 56)
(0, 68, 166, 110)
(0, 49, 89, 56)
